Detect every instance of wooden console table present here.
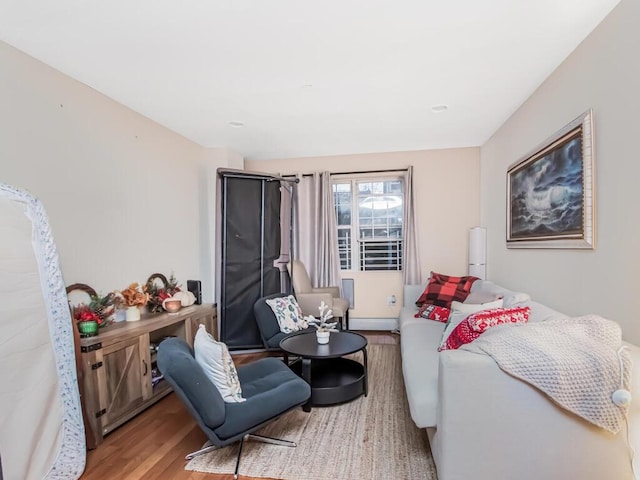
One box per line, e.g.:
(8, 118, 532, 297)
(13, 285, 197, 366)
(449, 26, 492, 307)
(78, 304, 217, 447)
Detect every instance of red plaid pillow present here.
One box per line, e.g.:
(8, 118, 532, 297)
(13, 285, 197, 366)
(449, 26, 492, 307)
(431, 272, 477, 293)
(440, 306, 530, 351)
(415, 272, 479, 308)
(414, 304, 450, 322)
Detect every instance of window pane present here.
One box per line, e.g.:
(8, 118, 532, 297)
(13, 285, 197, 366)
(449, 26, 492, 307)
(356, 179, 404, 271)
(337, 228, 352, 270)
(358, 182, 372, 194)
(337, 205, 351, 226)
(386, 181, 402, 194)
(335, 177, 404, 272)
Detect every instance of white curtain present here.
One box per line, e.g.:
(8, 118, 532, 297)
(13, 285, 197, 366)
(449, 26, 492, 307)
(403, 166, 421, 284)
(292, 171, 342, 288)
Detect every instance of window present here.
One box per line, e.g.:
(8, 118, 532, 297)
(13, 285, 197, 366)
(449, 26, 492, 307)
(332, 178, 404, 271)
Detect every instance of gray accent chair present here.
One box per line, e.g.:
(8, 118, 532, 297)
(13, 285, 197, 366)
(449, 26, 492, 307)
(157, 337, 311, 479)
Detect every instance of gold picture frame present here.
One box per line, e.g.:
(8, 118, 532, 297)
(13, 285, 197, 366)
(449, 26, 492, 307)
(506, 109, 595, 249)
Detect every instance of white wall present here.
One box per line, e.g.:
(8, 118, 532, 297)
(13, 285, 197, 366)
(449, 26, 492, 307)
(480, 0, 640, 342)
(0, 41, 239, 302)
(247, 147, 480, 319)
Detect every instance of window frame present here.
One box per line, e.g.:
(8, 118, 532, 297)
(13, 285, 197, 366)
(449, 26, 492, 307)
(332, 175, 404, 272)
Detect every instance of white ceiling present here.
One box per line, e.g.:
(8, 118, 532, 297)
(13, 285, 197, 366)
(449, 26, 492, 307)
(0, 0, 620, 160)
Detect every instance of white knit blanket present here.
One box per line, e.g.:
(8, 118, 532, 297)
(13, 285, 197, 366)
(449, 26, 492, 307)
(461, 315, 631, 433)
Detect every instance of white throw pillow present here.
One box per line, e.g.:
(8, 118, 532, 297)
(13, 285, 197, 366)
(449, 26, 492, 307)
(439, 311, 470, 350)
(451, 298, 504, 314)
(266, 295, 308, 333)
(193, 325, 245, 403)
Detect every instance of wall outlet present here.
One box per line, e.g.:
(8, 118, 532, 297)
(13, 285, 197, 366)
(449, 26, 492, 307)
(387, 295, 397, 306)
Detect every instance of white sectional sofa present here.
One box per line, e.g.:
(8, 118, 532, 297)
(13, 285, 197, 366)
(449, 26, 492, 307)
(399, 280, 640, 480)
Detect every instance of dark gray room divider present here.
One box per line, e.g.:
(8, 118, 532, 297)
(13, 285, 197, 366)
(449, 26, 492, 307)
(217, 170, 294, 350)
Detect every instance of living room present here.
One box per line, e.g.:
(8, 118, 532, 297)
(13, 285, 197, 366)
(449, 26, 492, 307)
(1, 0, 639, 478)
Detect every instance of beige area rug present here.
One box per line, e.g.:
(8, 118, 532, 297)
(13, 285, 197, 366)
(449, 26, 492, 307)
(186, 344, 438, 480)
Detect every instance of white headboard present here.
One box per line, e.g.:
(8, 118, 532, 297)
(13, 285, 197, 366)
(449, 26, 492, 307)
(0, 184, 85, 480)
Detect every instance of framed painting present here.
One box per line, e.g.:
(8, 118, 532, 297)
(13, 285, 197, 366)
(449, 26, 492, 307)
(506, 109, 595, 249)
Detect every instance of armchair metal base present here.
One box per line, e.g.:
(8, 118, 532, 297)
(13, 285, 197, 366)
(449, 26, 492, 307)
(185, 440, 218, 461)
(186, 434, 297, 480)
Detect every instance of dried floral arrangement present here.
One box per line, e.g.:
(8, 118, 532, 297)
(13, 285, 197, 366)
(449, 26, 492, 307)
(145, 273, 181, 313)
(67, 284, 118, 328)
(120, 283, 150, 308)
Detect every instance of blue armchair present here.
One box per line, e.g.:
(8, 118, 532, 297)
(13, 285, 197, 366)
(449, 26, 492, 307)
(157, 337, 310, 479)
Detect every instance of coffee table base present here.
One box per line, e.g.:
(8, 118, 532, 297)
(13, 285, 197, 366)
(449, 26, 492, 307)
(292, 357, 366, 411)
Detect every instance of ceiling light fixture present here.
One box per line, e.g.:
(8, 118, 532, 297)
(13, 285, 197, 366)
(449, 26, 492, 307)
(228, 121, 245, 128)
(431, 104, 448, 113)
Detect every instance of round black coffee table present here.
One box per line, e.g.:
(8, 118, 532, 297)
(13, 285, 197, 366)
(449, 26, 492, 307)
(279, 331, 368, 412)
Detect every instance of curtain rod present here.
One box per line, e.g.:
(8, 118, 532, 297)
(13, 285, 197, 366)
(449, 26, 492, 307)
(331, 168, 408, 176)
(284, 168, 408, 177)
(218, 168, 300, 183)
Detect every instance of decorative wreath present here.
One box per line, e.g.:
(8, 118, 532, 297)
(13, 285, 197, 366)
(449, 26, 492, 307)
(145, 273, 181, 313)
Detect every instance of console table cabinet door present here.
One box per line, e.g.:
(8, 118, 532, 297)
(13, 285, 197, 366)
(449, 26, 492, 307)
(95, 334, 150, 432)
(184, 311, 218, 346)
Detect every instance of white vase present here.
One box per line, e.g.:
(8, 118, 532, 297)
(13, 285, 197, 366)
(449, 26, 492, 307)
(316, 330, 330, 344)
(126, 306, 141, 322)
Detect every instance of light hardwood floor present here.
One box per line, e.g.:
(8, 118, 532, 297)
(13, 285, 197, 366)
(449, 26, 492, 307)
(81, 331, 399, 480)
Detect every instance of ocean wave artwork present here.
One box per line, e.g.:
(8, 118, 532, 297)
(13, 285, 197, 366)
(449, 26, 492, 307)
(510, 134, 583, 238)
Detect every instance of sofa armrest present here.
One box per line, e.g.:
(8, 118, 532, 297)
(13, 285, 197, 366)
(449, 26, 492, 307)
(295, 293, 334, 317)
(434, 349, 634, 480)
(311, 286, 340, 298)
(403, 284, 424, 308)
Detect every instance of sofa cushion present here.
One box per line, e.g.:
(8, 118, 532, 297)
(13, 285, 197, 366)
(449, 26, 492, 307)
(416, 272, 477, 308)
(526, 300, 568, 323)
(400, 319, 444, 428)
(464, 291, 503, 304)
(470, 280, 531, 308)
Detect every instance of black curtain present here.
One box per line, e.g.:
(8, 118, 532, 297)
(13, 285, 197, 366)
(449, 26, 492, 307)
(219, 174, 282, 349)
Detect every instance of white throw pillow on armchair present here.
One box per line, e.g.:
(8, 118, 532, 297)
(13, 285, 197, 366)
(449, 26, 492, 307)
(266, 295, 309, 333)
(193, 325, 246, 403)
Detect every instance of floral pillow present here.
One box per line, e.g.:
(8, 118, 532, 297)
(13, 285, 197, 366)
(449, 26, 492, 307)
(266, 295, 308, 333)
(439, 306, 530, 351)
(414, 304, 451, 323)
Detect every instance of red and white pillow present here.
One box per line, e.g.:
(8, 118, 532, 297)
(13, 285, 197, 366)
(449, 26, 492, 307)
(415, 271, 479, 309)
(468, 306, 530, 332)
(439, 306, 530, 351)
(415, 303, 451, 323)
